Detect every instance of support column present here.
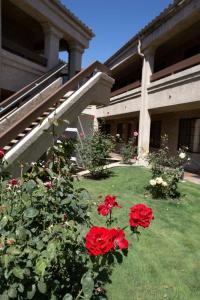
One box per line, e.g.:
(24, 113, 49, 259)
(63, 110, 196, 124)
(138, 48, 155, 162)
(43, 24, 63, 70)
(68, 42, 84, 78)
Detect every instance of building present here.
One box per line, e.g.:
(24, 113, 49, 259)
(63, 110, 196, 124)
(0, 0, 94, 101)
(0, 0, 114, 176)
(96, 0, 200, 173)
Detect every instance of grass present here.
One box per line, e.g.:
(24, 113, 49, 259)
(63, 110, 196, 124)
(76, 166, 200, 300)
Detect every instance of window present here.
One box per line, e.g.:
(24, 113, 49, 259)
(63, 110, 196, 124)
(178, 118, 200, 153)
(150, 121, 161, 148)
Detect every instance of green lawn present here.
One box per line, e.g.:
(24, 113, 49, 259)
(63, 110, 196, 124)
(76, 167, 200, 300)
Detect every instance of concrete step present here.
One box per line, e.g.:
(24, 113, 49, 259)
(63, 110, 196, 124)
(10, 139, 19, 144)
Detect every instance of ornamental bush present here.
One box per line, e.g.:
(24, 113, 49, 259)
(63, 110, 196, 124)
(147, 135, 189, 199)
(78, 131, 115, 178)
(0, 144, 154, 299)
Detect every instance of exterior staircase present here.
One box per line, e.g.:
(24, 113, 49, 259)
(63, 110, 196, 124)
(0, 61, 114, 176)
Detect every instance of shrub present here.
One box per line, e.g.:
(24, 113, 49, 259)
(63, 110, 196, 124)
(147, 135, 189, 199)
(121, 131, 138, 164)
(79, 131, 115, 178)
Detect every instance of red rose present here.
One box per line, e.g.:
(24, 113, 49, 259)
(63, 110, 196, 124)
(111, 228, 129, 250)
(0, 148, 5, 159)
(85, 226, 114, 256)
(9, 179, 18, 186)
(97, 203, 110, 216)
(80, 132, 85, 138)
(97, 195, 122, 216)
(44, 181, 53, 189)
(129, 204, 154, 228)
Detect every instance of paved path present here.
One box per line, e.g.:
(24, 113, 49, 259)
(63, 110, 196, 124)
(184, 172, 200, 185)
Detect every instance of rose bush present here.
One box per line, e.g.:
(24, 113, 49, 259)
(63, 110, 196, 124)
(147, 135, 189, 199)
(79, 131, 115, 178)
(0, 139, 154, 299)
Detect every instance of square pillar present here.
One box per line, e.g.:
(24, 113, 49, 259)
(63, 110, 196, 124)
(43, 24, 63, 70)
(68, 42, 84, 78)
(138, 48, 155, 161)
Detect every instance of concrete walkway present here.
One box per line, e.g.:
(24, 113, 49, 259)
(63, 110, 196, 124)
(184, 172, 200, 185)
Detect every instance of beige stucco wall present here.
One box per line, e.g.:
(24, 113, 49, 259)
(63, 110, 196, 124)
(1, 49, 46, 92)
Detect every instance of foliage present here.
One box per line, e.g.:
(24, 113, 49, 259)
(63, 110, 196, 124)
(121, 139, 137, 164)
(0, 142, 153, 300)
(79, 131, 115, 178)
(147, 135, 189, 199)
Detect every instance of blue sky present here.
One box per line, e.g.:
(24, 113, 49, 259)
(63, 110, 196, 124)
(60, 0, 172, 67)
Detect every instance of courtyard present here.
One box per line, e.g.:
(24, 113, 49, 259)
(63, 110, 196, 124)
(77, 167, 200, 300)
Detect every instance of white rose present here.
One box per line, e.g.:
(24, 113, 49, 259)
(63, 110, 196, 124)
(156, 177, 163, 184)
(179, 152, 186, 159)
(162, 181, 168, 187)
(150, 179, 156, 186)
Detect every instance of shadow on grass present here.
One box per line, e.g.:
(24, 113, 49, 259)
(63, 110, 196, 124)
(85, 170, 116, 181)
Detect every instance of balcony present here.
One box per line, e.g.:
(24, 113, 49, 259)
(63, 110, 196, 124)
(2, 37, 47, 67)
(151, 53, 200, 82)
(111, 80, 141, 97)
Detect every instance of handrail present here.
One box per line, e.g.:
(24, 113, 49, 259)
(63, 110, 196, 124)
(111, 80, 141, 97)
(151, 53, 200, 82)
(0, 61, 111, 147)
(0, 63, 67, 117)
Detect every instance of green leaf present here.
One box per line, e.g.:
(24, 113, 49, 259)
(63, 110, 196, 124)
(18, 284, 24, 293)
(27, 284, 36, 299)
(0, 216, 9, 230)
(37, 279, 47, 294)
(7, 246, 21, 256)
(0, 292, 9, 300)
(16, 227, 28, 240)
(81, 272, 94, 299)
(25, 180, 37, 194)
(24, 207, 39, 218)
(62, 294, 72, 300)
(12, 267, 24, 279)
(35, 259, 47, 276)
(8, 287, 17, 299)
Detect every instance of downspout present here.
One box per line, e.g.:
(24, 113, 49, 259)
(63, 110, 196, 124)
(137, 37, 144, 57)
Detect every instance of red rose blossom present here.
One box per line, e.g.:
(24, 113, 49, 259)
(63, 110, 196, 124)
(85, 226, 114, 256)
(44, 181, 53, 189)
(79, 132, 85, 138)
(129, 204, 154, 228)
(0, 148, 5, 159)
(9, 179, 18, 186)
(111, 228, 129, 250)
(97, 195, 122, 216)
